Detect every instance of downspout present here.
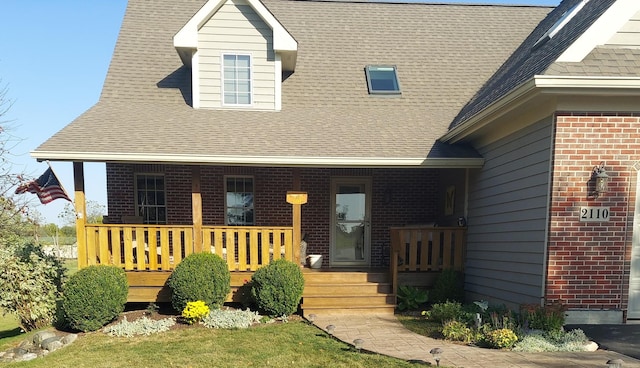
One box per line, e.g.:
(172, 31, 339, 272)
(624, 163, 640, 316)
(541, 115, 557, 306)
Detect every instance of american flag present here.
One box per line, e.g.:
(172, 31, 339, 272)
(15, 167, 71, 204)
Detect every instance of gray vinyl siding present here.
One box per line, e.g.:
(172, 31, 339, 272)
(198, 0, 276, 109)
(605, 10, 640, 48)
(465, 118, 553, 308)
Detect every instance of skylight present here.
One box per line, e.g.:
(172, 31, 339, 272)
(365, 65, 401, 95)
(533, 0, 589, 48)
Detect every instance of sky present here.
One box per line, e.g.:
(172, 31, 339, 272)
(1, 0, 560, 225)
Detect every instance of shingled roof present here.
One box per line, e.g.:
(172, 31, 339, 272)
(33, 0, 551, 167)
(450, 0, 616, 129)
(546, 46, 640, 76)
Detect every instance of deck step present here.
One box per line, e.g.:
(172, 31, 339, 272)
(303, 270, 389, 283)
(302, 295, 395, 307)
(302, 306, 396, 316)
(301, 270, 395, 316)
(303, 283, 392, 296)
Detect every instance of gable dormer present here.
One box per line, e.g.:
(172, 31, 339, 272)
(174, 0, 297, 111)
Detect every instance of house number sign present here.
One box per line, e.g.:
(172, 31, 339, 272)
(579, 206, 610, 222)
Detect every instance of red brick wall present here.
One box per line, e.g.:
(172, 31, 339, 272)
(547, 113, 640, 311)
(106, 164, 441, 267)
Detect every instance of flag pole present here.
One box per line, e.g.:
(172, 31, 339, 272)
(45, 160, 72, 201)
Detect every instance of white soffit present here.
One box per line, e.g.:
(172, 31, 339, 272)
(30, 151, 484, 168)
(535, 75, 640, 90)
(557, 0, 640, 62)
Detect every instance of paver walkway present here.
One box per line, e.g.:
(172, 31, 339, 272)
(311, 314, 640, 367)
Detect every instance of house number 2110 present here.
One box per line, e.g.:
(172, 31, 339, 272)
(579, 207, 610, 222)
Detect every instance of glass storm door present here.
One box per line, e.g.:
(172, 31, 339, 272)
(330, 178, 371, 267)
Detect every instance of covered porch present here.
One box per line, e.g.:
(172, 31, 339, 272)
(71, 162, 467, 311)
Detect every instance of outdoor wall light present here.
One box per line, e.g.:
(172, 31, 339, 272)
(606, 358, 623, 368)
(429, 347, 443, 367)
(591, 162, 610, 198)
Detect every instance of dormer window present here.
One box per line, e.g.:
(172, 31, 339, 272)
(365, 65, 401, 95)
(222, 53, 252, 106)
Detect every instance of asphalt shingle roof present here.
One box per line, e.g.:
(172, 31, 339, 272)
(546, 46, 640, 76)
(450, 0, 616, 129)
(34, 0, 551, 165)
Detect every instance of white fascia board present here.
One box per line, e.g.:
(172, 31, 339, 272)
(246, 0, 297, 52)
(557, 0, 640, 62)
(173, 0, 297, 56)
(31, 151, 484, 168)
(440, 79, 538, 143)
(192, 50, 201, 109)
(274, 54, 282, 111)
(441, 75, 640, 143)
(173, 0, 224, 50)
(535, 75, 640, 91)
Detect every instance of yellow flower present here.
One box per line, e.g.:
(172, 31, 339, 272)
(182, 301, 210, 324)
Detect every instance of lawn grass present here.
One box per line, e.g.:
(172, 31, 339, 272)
(4, 322, 421, 368)
(0, 313, 21, 341)
(64, 258, 78, 276)
(0, 261, 440, 367)
(397, 314, 443, 339)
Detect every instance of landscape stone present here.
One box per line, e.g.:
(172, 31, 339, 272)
(43, 340, 63, 352)
(1, 331, 80, 363)
(584, 341, 599, 352)
(40, 336, 62, 349)
(33, 331, 56, 345)
(61, 333, 78, 345)
(17, 352, 38, 362)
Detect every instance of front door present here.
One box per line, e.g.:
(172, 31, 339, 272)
(330, 177, 371, 267)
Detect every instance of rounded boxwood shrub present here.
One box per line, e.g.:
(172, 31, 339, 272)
(168, 252, 231, 312)
(62, 265, 128, 332)
(251, 259, 304, 316)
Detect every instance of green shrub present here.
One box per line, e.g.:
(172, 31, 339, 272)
(251, 259, 304, 316)
(429, 301, 464, 323)
(397, 285, 428, 311)
(168, 252, 231, 312)
(0, 242, 66, 331)
(441, 320, 473, 342)
(62, 265, 128, 332)
(430, 268, 464, 303)
(520, 302, 566, 332)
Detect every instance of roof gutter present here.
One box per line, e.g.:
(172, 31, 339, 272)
(441, 75, 640, 143)
(31, 151, 484, 169)
(440, 78, 538, 144)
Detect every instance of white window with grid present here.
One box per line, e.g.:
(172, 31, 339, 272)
(222, 53, 252, 106)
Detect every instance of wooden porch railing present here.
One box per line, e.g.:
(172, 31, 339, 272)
(203, 226, 294, 271)
(389, 226, 466, 296)
(82, 225, 294, 272)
